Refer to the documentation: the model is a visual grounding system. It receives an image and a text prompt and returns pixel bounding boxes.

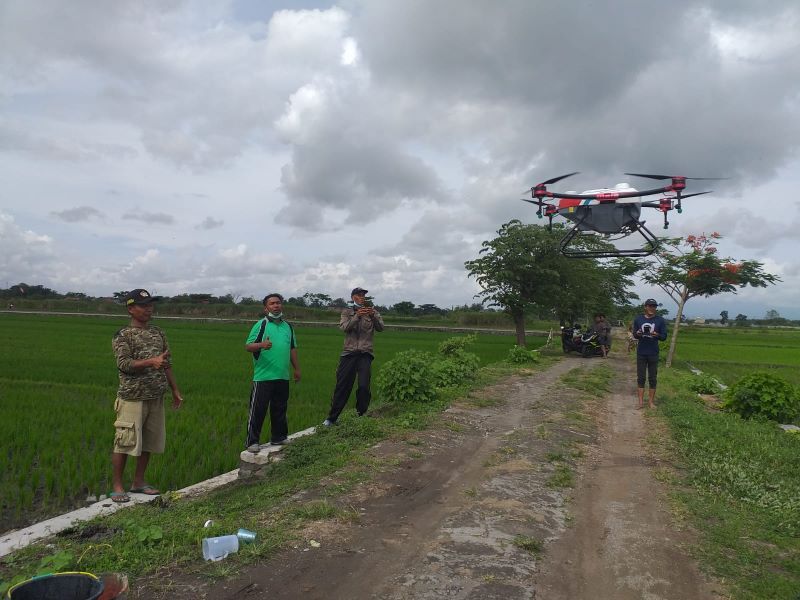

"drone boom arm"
[545,184,694,202]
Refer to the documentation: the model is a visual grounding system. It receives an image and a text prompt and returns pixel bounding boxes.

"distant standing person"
[244,293,300,453]
[633,299,668,409]
[111,289,183,503]
[323,287,384,426]
[590,312,611,358]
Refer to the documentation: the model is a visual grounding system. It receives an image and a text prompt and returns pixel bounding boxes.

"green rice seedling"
[0,313,535,529]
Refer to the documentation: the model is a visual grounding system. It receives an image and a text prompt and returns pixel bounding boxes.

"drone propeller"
[625,172,727,181]
[521,171,579,195]
[677,191,713,199]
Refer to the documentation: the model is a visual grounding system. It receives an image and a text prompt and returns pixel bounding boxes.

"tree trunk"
[665,293,687,368]
[512,310,527,347]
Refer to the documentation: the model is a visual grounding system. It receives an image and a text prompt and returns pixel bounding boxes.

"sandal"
[129,485,160,495]
[110,492,131,503]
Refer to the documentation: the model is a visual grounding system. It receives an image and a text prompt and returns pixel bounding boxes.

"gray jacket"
[339,307,384,355]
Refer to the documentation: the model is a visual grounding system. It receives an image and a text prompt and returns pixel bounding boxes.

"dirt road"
[148,354,723,599]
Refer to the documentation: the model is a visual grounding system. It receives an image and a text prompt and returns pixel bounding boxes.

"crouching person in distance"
[111,289,183,503]
[244,293,300,453]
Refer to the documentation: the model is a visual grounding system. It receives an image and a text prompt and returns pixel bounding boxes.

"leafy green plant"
[507,345,540,364]
[375,350,437,404]
[722,372,800,422]
[438,334,477,356]
[124,520,163,544]
[687,373,723,395]
[431,350,480,387]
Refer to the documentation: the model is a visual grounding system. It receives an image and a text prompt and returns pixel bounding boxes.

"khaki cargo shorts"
[113,397,166,456]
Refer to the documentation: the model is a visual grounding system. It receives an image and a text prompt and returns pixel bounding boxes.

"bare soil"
[136,354,726,599]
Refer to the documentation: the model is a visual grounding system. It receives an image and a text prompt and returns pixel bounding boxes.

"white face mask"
[268,312,283,320]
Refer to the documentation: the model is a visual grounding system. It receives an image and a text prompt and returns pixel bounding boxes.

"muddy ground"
[138,353,726,599]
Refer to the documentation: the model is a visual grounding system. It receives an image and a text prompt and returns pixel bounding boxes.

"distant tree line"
[0,283,497,319]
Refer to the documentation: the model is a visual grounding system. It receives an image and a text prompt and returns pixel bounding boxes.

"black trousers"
[327,353,374,422]
[636,354,659,389]
[246,379,289,446]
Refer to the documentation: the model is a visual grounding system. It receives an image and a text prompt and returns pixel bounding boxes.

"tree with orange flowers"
[641,233,780,367]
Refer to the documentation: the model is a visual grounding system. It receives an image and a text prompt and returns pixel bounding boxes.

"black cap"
[644,298,658,306]
[351,287,368,296]
[124,289,160,306]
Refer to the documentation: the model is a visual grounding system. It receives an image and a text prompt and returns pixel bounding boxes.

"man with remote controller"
[632,299,668,409]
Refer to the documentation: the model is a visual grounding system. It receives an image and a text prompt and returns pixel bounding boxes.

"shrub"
[438,334,477,356]
[431,349,480,387]
[508,345,540,364]
[687,373,723,395]
[375,350,437,404]
[722,372,800,423]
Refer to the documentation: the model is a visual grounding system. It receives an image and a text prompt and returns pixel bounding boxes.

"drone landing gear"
[558,219,660,258]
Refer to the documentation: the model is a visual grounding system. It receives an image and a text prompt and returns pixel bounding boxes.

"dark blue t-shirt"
[633,314,667,356]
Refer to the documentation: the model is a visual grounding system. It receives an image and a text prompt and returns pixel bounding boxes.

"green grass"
[512,534,543,555]
[0,313,545,530]
[654,368,800,599]
[559,363,613,397]
[0,357,545,595]
[672,326,800,386]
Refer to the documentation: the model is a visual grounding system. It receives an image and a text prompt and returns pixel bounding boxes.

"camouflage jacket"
[339,308,384,355]
[112,325,171,402]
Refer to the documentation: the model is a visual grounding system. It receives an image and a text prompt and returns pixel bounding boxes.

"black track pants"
[636,354,659,389]
[246,379,289,446]
[327,353,373,422]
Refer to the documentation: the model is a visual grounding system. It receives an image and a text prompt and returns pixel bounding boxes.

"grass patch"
[560,364,613,397]
[512,534,543,555]
[0,355,547,595]
[546,464,574,489]
[652,367,800,599]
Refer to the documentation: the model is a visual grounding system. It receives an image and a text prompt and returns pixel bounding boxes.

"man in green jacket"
[244,293,301,453]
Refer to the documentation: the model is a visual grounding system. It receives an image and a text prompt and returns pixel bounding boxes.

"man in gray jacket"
[323,287,384,425]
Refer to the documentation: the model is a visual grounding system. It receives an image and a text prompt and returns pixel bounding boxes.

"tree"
[303,292,332,308]
[734,313,748,326]
[330,297,348,308]
[719,310,728,325]
[465,220,635,346]
[391,301,416,316]
[641,233,780,366]
[418,303,444,315]
[285,296,307,307]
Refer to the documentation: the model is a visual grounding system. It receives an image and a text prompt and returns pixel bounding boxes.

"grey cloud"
[196,217,224,230]
[51,206,106,223]
[276,136,446,229]
[349,1,800,190]
[122,212,176,225]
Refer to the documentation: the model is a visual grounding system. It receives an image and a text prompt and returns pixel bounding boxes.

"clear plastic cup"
[202,535,239,561]
[237,528,257,544]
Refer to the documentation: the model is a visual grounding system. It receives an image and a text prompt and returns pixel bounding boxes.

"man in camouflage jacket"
[110,289,183,502]
[323,287,384,425]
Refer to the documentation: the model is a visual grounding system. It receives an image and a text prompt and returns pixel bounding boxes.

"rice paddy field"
[0,312,540,532]
[670,326,800,386]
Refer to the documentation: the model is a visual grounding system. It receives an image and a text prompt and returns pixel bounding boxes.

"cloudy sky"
[2,0,799,318]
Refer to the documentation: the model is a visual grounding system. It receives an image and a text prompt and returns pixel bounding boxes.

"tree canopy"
[465,220,637,345]
[641,232,780,366]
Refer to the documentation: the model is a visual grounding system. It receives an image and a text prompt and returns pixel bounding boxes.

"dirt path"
[143,354,722,599]
[536,356,722,599]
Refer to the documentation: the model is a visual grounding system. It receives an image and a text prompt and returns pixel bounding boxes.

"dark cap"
[351,287,368,296]
[124,289,160,306]
[644,298,658,306]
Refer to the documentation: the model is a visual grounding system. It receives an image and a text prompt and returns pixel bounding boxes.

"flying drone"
[521,172,722,258]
